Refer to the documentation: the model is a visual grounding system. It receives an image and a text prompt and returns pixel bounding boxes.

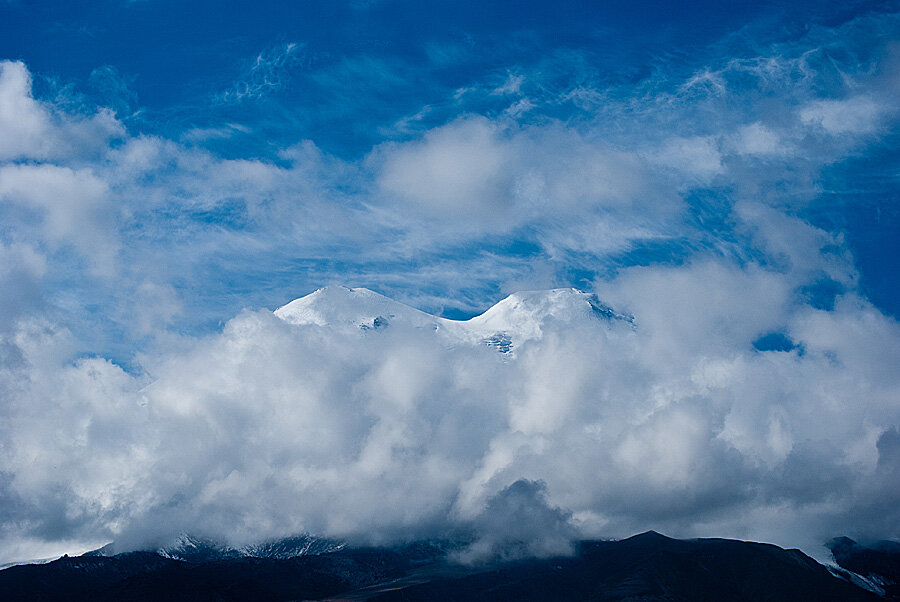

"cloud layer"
[1,269,899,564]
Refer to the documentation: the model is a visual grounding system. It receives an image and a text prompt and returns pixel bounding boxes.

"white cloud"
[180,124,249,144]
[729,123,788,157]
[0,60,123,162]
[376,117,515,223]
[0,61,52,161]
[0,164,118,274]
[372,117,676,243]
[800,96,885,135]
[218,43,305,104]
[491,72,525,96]
[0,265,898,562]
[0,241,45,334]
[652,136,724,182]
[126,282,183,336]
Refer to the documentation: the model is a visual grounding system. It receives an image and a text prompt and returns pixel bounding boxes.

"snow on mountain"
[0,556,59,571]
[275,285,438,331]
[157,533,239,563]
[274,285,634,355]
[156,533,345,562]
[84,533,345,563]
[238,535,345,560]
[464,288,634,343]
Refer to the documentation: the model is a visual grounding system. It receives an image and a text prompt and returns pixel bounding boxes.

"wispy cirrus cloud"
[217,42,306,104]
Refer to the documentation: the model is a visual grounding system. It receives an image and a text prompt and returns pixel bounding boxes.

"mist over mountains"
[2,531,895,601]
[2,283,899,564]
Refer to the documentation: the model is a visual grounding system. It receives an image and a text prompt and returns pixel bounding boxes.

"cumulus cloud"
[0,61,53,160]
[455,480,578,562]
[375,117,516,223]
[0,164,118,273]
[0,262,898,563]
[0,242,45,335]
[0,60,123,162]
[372,116,674,242]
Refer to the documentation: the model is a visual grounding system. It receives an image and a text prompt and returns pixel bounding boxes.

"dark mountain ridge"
[0,531,893,601]
[367,532,884,601]
[829,536,900,599]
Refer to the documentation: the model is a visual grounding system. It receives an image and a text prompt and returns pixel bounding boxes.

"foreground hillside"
[0,532,890,601]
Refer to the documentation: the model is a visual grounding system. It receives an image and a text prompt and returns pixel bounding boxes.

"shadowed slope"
[0,532,883,601]
[368,532,880,601]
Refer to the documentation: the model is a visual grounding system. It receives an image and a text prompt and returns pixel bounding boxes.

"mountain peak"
[467,287,634,340]
[273,286,635,354]
[628,530,672,541]
[274,285,434,329]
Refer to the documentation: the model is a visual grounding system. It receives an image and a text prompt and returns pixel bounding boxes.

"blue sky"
[0,1,897,354]
[1,0,900,562]
[2,0,898,346]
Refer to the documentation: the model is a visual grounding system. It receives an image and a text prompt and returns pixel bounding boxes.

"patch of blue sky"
[597,239,697,273]
[800,278,846,311]
[752,331,802,353]
[805,132,900,316]
[3,0,879,157]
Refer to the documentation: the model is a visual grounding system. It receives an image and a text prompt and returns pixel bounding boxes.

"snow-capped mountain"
[464,288,634,342]
[274,286,634,355]
[275,285,439,331]
[237,534,345,560]
[156,533,240,563]
[86,533,344,563]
